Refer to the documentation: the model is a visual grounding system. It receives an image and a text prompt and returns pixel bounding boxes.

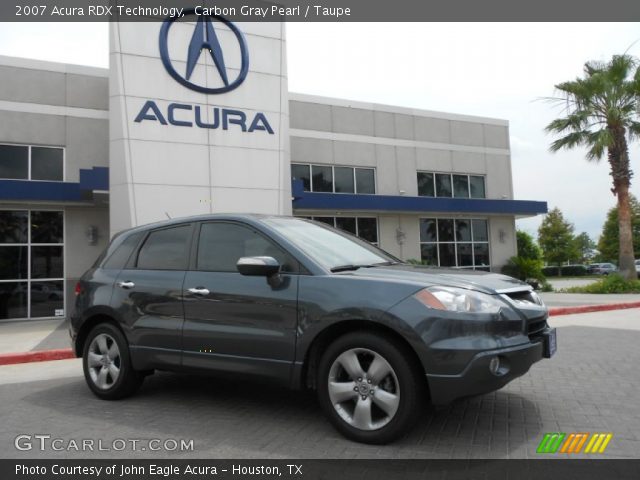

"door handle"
[117,281,135,289]
[187,287,210,296]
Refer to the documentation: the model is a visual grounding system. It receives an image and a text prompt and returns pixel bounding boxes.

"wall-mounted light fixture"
[499,229,506,244]
[86,226,98,246]
[396,228,406,246]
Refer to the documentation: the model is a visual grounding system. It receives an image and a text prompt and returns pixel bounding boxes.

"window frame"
[133,223,195,271]
[191,221,308,275]
[416,171,486,199]
[291,163,376,195]
[0,208,65,322]
[418,217,491,270]
[0,143,65,182]
[301,215,380,246]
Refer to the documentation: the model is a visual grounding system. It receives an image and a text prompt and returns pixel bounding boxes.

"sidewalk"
[540,292,640,307]
[0,318,70,355]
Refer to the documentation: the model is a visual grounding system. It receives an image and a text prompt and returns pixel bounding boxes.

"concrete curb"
[549,301,640,317]
[1,302,639,367]
[0,348,75,366]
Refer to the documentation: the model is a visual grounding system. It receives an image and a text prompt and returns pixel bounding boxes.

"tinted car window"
[197,222,299,273]
[136,225,191,270]
[102,232,144,270]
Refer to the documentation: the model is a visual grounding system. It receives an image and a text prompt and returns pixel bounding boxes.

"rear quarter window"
[136,225,191,270]
[101,232,144,270]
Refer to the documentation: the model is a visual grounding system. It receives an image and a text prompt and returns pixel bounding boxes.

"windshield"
[263,217,398,271]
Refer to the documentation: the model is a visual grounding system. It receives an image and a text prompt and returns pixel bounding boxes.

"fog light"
[489,356,500,375]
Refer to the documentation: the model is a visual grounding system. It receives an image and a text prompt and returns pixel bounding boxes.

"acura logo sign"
[159,9,249,94]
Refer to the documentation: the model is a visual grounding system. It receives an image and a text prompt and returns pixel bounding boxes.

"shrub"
[562,274,640,294]
[542,265,587,277]
[502,256,545,283]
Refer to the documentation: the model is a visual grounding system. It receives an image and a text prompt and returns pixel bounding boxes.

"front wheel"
[317,332,424,444]
[82,323,143,400]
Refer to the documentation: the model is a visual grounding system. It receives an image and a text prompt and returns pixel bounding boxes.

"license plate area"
[542,327,557,358]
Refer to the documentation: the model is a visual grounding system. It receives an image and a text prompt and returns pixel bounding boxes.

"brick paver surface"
[1,325,639,459]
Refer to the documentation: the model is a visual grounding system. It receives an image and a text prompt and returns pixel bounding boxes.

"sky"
[0,22,639,241]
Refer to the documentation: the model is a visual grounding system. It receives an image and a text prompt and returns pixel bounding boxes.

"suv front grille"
[527,319,547,339]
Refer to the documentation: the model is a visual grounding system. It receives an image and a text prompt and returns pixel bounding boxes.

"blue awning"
[292,180,547,216]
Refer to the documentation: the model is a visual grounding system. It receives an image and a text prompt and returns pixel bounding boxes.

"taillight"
[74,282,83,296]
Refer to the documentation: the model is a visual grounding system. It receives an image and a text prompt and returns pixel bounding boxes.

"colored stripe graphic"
[560,433,589,453]
[536,433,566,453]
[537,433,613,454]
[585,433,613,454]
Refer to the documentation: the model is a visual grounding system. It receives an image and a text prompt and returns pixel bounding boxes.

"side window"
[136,225,191,270]
[197,223,299,273]
[102,232,143,270]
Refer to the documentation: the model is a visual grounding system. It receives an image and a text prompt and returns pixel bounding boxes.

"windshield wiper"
[330,261,400,272]
[330,264,364,272]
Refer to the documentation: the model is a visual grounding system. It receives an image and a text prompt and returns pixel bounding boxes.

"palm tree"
[545,54,640,280]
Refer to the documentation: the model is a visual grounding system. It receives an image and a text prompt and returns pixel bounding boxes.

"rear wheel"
[82,323,142,400]
[317,331,424,444]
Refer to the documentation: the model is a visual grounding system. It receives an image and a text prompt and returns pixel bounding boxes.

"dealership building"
[0,18,546,322]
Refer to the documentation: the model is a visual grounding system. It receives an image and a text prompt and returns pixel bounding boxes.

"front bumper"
[426,336,545,405]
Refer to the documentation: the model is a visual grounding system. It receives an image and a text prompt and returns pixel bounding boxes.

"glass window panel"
[453,175,470,198]
[313,217,335,227]
[103,232,144,270]
[438,219,455,242]
[31,211,63,244]
[455,219,472,242]
[417,172,434,197]
[0,145,28,180]
[31,147,63,181]
[457,243,474,267]
[438,243,456,267]
[357,218,378,244]
[334,167,355,193]
[472,219,489,242]
[0,246,28,280]
[311,165,333,192]
[419,219,437,242]
[137,226,190,270]
[420,244,438,266]
[469,176,486,199]
[474,243,490,268]
[335,217,357,235]
[30,281,64,318]
[0,282,28,319]
[291,164,311,191]
[0,211,28,243]
[435,173,452,197]
[31,246,63,278]
[355,168,375,194]
[197,223,297,273]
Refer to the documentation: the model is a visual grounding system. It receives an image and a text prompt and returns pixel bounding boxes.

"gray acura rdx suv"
[70,214,555,444]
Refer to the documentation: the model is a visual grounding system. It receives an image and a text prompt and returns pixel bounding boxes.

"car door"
[111,223,194,370]
[181,221,299,384]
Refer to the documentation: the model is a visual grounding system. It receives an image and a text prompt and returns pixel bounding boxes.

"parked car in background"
[587,263,618,275]
[635,259,640,274]
[70,215,554,444]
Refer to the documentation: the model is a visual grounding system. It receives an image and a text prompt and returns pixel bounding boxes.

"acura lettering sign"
[134,10,274,134]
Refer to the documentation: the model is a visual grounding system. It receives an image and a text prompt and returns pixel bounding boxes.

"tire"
[317,331,424,444]
[82,323,143,400]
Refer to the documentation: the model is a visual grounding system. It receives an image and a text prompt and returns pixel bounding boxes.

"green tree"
[597,195,640,263]
[516,230,542,260]
[538,207,577,274]
[573,232,597,264]
[545,54,640,280]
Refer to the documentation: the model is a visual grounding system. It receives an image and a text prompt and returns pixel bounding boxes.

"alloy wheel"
[87,333,121,390]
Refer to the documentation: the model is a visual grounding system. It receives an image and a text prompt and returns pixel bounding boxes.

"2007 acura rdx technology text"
[70,215,556,444]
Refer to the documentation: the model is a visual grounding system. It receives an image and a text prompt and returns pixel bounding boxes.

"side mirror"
[236,256,281,277]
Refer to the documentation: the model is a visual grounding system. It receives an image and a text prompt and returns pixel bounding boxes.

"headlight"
[414,286,504,314]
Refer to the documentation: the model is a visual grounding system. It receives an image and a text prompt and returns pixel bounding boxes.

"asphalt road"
[1,309,639,459]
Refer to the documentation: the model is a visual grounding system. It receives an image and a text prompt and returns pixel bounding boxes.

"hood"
[340,264,530,294]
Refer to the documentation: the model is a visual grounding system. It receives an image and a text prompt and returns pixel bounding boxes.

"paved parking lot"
[1,310,639,459]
